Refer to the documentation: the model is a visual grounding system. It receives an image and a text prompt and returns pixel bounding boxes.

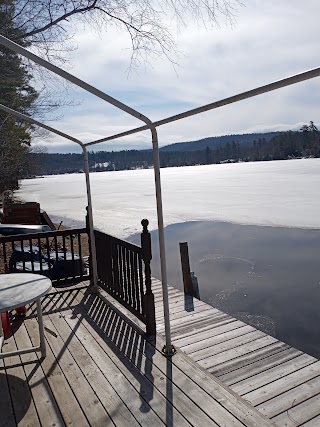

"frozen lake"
[18,158,320,237]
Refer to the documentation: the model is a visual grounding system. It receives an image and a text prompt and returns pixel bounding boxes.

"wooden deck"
[0,281,273,427]
[152,279,320,426]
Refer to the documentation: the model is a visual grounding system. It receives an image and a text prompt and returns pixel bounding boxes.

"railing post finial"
[141,218,149,232]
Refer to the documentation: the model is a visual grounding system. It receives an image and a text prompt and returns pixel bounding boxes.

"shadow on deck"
[0,283,272,427]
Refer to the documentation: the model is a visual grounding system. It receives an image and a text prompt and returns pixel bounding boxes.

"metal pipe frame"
[36,298,46,357]
[0,298,48,359]
[0,35,174,353]
[1,33,320,355]
[85,66,320,147]
[150,126,174,354]
[0,103,100,293]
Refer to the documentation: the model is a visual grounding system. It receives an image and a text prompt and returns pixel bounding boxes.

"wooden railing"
[94,219,156,335]
[0,221,156,334]
[0,228,90,285]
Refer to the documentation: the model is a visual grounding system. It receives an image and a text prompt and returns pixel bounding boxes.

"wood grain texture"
[0,280,274,426]
[152,277,320,426]
[271,393,320,426]
[256,375,320,418]
[219,347,302,386]
[246,361,320,406]
[77,287,273,427]
[304,414,320,426]
[22,317,91,427]
[233,354,316,396]
[1,335,40,427]
[8,319,65,427]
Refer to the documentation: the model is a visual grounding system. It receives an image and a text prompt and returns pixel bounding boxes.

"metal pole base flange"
[162,344,176,357]
[90,285,100,294]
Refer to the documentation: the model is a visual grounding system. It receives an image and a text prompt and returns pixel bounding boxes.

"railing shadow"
[3,286,178,424]
[34,286,156,413]
[79,289,156,412]
[27,288,85,317]
[17,287,145,416]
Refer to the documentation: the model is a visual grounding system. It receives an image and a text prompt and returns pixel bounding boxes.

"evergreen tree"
[205,146,211,164]
[0,1,38,192]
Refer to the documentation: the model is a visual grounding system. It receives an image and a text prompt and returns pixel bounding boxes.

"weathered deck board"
[176,319,248,348]
[6,319,66,426]
[213,341,292,377]
[0,281,273,427]
[154,299,208,316]
[54,291,191,426]
[25,310,114,426]
[75,288,272,427]
[203,335,280,370]
[44,296,164,426]
[232,354,316,396]
[172,315,234,341]
[304,415,320,426]
[255,374,320,418]
[246,361,320,406]
[271,393,320,426]
[153,278,320,426]
[219,346,302,385]
[191,330,265,361]
[1,333,40,427]
[0,360,15,427]
[186,324,255,352]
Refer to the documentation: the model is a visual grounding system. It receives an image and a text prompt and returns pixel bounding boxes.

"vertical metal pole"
[82,146,99,292]
[150,126,175,356]
[36,299,46,357]
[0,314,4,351]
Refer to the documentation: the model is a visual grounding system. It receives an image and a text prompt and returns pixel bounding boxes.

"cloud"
[30,0,320,152]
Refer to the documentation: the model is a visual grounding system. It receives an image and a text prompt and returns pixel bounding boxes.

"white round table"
[0,273,52,358]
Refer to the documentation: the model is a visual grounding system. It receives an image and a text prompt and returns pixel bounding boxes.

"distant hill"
[27,129,317,177]
[160,132,283,152]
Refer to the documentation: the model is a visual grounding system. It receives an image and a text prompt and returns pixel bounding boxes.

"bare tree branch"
[2,0,243,67]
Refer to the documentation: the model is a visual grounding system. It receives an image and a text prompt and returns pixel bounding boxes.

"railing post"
[141,219,156,336]
[85,208,94,288]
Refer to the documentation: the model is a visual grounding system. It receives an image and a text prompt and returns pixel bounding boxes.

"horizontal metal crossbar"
[86,66,320,146]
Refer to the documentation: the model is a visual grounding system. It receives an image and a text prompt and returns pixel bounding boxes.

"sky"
[31,0,320,153]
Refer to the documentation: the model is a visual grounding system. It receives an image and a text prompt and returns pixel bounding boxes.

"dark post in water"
[180,241,200,299]
[180,242,193,295]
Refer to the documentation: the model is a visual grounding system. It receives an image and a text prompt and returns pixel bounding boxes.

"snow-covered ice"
[18,158,320,238]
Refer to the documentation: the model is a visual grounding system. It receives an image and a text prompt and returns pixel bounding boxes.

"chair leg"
[16,306,27,316]
[0,312,11,339]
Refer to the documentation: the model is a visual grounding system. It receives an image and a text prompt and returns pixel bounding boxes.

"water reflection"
[132,221,320,359]
[195,254,254,293]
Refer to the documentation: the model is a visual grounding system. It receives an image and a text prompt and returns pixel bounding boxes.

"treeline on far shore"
[25,124,320,176]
